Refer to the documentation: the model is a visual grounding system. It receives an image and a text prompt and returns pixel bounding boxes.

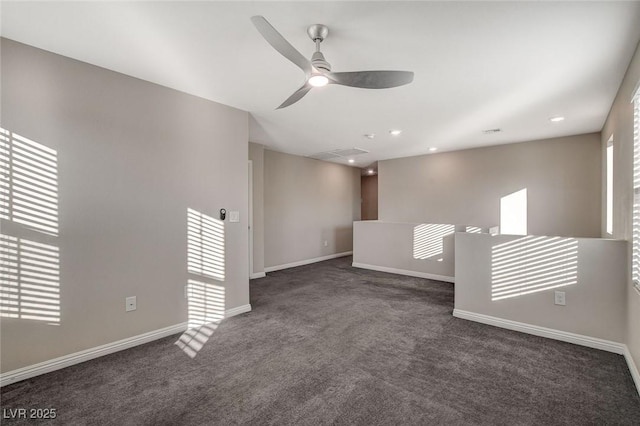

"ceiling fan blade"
[277,84,313,109]
[251,16,312,76]
[327,71,414,89]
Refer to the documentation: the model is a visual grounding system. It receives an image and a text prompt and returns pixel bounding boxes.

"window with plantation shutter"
[633,88,640,292]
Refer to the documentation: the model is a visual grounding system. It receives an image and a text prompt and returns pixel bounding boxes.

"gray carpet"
[2,256,639,425]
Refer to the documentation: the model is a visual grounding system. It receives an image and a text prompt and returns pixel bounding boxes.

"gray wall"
[0,39,249,372]
[379,134,602,238]
[263,150,360,268]
[249,142,265,277]
[601,40,640,377]
[361,175,378,220]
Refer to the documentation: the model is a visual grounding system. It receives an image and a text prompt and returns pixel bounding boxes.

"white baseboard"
[225,303,252,318]
[1,304,253,388]
[265,251,352,273]
[250,272,266,279]
[452,309,625,354]
[0,322,187,388]
[624,345,640,396]
[352,262,455,283]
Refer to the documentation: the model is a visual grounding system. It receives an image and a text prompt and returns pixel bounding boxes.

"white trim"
[0,322,188,387]
[250,272,266,279]
[248,160,254,279]
[352,262,455,283]
[452,309,625,354]
[225,303,252,318]
[264,251,352,272]
[624,346,640,396]
[0,304,253,387]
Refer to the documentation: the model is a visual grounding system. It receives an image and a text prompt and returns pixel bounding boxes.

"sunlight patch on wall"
[491,235,577,301]
[175,279,225,359]
[186,279,225,328]
[466,226,482,234]
[500,188,527,236]
[0,128,58,236]
[187,208,225,281]
[178,208,227,358]
[0,234,60,324]
[413,224,455,260]
[0,127,60,325]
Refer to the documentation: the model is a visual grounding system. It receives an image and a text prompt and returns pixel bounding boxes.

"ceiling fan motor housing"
[311,51,331,72]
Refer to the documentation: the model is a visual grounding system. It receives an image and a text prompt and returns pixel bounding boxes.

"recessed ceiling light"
[550,116,565,122]
[389,129,402,136]
[348,159,355,164]
[429,147,438,152]
[364,133,375,139]
[367,169,374,174]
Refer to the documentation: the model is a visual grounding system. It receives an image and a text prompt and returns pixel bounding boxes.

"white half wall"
[353,221,456,282]
[454,232,627,343]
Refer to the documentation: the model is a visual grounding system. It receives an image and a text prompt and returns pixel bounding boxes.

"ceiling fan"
[251,16,414,109]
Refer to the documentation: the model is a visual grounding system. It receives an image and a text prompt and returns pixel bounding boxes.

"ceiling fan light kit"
[251,16,414,109]
[308,74,329,87]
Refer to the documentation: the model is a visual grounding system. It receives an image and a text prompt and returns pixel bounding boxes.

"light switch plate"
[229,210,240,222]
[554,291,566,306]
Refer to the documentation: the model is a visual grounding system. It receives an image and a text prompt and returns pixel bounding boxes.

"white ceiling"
[2,1,640,168]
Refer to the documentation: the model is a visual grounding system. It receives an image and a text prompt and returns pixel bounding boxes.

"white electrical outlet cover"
[126,296,137,312]
[229,211,240,222]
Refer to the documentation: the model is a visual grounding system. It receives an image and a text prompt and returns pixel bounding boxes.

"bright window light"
[606,138,613,235]
[500,189,527,236]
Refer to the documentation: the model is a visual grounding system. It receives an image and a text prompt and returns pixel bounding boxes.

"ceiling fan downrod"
[307,24,331,72]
